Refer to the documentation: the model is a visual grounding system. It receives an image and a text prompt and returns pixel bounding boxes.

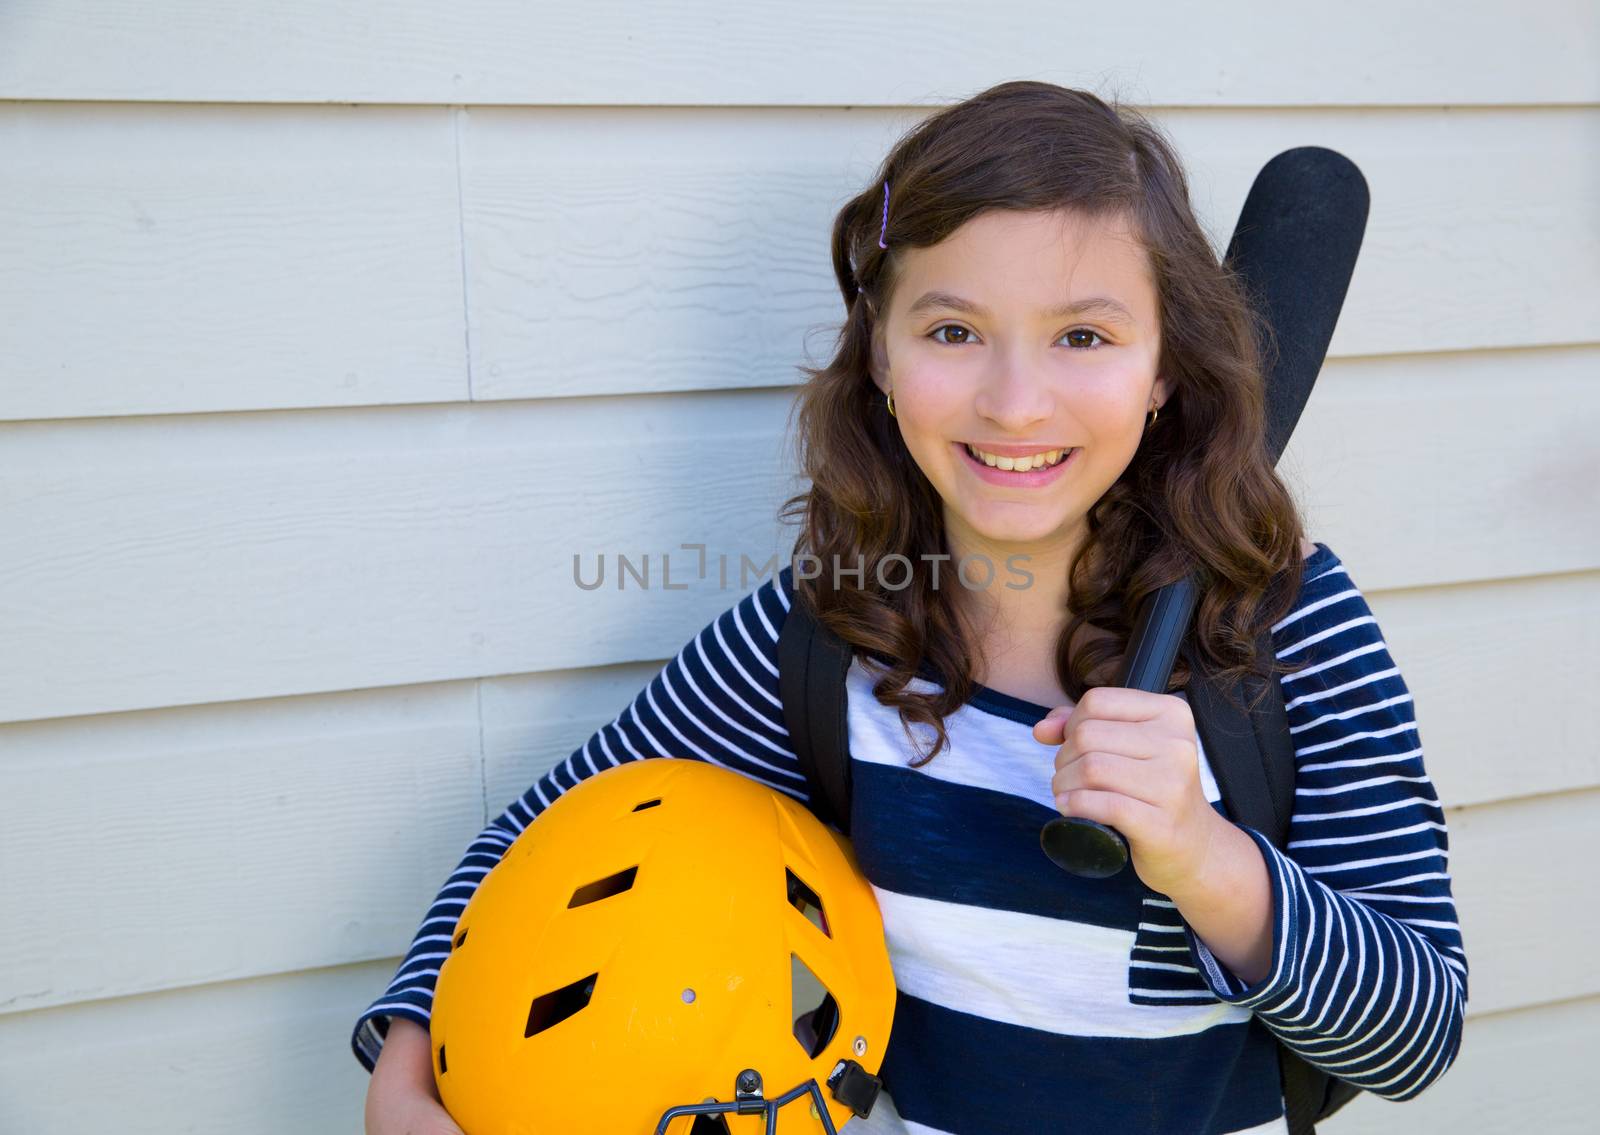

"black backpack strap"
[1180,628,1295,846]
[777,580,855,836]
[1279,1051,1355,1135]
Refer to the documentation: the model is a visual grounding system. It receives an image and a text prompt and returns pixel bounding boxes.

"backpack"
[776,584,1363,1135]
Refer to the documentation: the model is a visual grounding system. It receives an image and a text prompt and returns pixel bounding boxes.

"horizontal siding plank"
[1368,569,1600,810]
[0,390,799,723]
[1441,789,1600,1018]
[458,105,874,404]
[462,104,1600,401]
[0,1,1594,106]
[5,103,1595,420]
[0,685,485,1015]
[1282,345,1599,586]
[0,102,467,421]
[0,962,382,1133]
[1,347,1596,724]
[1167,106,1600,360]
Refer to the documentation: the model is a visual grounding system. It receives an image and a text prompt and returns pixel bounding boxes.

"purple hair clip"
[878,180,890,249]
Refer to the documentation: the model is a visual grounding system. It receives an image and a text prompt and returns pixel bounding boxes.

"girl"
[356,81,1467,1134]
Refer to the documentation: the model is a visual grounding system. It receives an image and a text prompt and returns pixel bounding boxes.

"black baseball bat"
[1040,146,1371,878]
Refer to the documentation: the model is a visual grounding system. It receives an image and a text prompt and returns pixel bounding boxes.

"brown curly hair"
[778,80,1312,767]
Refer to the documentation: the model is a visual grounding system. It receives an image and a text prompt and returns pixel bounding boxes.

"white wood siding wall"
[1,2,1596,1130]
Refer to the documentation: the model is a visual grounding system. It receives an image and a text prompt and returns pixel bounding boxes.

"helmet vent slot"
[453,928,468,949]
[790,954,841,1059]
[632,797,663,812]
[436,1044,447,1074]
[525,972,598,1038]
[688,1116,731,1134]
[786,868,830,937]
[567,866,638,908]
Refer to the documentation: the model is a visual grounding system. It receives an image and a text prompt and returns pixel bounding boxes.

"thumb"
[1032,703,1074,744]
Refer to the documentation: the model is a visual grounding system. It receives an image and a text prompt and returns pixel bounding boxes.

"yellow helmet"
[429,757,898,1134]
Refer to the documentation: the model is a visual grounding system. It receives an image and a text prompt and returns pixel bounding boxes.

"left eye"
[1061,328,1106,349]
[928,324,1106,349]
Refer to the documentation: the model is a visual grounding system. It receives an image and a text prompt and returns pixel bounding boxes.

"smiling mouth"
[960,442,1076,471]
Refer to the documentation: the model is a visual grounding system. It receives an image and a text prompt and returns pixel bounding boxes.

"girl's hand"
[1033,686,1226,898]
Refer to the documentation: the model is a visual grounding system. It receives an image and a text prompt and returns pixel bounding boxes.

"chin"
[963,512,1080,548]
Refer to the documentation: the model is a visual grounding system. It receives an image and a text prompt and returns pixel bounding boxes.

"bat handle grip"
[1040,574,1201,878]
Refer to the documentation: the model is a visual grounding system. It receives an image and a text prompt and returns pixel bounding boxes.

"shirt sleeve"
[349,566,803,1073]
[1181,544,1469,1102]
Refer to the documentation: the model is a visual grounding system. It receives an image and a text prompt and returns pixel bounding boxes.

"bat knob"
[1041,816,1129,878]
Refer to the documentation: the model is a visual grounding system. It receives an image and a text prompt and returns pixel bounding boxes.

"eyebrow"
[905,290,1137,326]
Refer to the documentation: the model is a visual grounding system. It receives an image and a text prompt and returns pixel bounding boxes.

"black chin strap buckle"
[827,1059,883,1118]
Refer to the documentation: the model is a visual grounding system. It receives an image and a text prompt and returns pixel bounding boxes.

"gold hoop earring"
[886,389,896,419]
[1146,405,1158,429]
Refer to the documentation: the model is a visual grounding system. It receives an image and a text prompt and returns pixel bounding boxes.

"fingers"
[1054,786,1161,831]
[1034,688,1187,745]
[1053,750,1165,808]
[1071,687,1170,722]
[1052,718,1191,773]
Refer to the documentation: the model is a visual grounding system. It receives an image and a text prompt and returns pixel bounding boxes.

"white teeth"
[965,444,1071,471]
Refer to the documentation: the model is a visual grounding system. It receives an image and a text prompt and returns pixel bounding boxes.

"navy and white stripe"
[351,544,1467,1135]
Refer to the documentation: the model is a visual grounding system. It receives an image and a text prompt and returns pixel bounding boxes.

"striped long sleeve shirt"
[351,543,1467,1134]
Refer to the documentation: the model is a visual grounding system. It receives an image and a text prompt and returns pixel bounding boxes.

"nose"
[973,349,1053,433]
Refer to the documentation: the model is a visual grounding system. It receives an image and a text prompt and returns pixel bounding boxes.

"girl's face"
[871,208,1168,566]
